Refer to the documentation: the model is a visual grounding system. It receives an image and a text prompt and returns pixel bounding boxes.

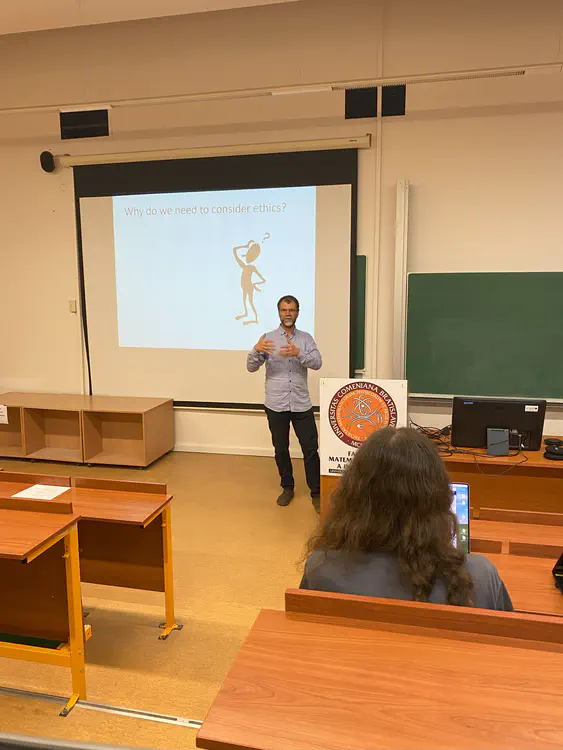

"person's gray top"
[246,326,322,412]
[300,550,514,611]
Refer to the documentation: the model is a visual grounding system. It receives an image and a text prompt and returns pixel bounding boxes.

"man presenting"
[247,295,322,512]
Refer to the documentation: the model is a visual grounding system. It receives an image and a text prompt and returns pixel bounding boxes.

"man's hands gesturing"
[279,337,300,358]
[254,334,276,354]
[254,333,300,357]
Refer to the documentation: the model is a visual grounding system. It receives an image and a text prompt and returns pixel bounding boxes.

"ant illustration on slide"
[233,234,269,325]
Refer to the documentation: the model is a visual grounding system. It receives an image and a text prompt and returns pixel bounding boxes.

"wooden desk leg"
[61,523,86,716]
[159,505,182,640]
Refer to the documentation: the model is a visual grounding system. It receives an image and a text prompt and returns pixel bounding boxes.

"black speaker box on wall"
[59,109,110,140]
[345,85,406,119]
[381,85,406,117]
[345,87,378,119]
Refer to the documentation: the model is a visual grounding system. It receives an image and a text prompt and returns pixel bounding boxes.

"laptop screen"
[450,482,470,554]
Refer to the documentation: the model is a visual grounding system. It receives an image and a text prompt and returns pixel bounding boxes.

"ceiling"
[0,0,301,36]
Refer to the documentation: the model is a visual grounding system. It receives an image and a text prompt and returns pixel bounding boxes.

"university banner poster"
[320,378,408,476]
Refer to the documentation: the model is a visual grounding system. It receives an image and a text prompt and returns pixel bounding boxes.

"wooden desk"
[0,508,87,716]
[485,553,561,616]
[444,444,563,514]
[72,479,180,637]
[321,441,563,517]
[0,472,181,639]
[467,507,563,616]
[197,593,563,750]
[473,519,563,557]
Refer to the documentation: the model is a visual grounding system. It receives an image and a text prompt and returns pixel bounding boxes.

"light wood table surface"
[0,392,170,412]
[467,508,563,616]
[0,509,78,561]
[473,518,563,556]
[0,479,170,525]
[197,596,563,750]
[485,553,562,616]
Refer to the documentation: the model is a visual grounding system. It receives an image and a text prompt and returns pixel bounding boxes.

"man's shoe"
[312,494,320,513]
[277,488,295,506]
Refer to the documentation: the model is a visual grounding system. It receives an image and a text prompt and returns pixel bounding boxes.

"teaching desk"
[0,471,181,713]
[321,440,563,517]
[443,442,563,513]
[197,591,563,750]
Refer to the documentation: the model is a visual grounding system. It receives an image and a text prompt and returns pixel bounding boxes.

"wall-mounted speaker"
[381,85,406,117]
[40,151,56,173]
[345,87,378,119]
[59,109,110,140]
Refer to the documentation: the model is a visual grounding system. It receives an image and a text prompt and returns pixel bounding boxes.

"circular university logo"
[328,381,398,448]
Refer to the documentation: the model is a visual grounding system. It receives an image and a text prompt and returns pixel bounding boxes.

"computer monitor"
[451,396,546,451]
[450,482,470,554]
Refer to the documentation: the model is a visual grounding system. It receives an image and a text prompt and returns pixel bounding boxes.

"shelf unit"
[0,394,174,467]
[81,396,174,467]
[23,407,83,463]
[0,406,25,458]
[82,411,145,466]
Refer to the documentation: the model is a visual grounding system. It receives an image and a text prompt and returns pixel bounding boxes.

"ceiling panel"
[0,0,301,36]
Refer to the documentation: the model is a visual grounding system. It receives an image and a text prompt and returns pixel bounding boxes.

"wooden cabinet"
[0,393,174,467]
[0,406,25,458]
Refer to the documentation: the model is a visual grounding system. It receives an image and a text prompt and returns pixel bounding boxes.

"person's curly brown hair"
[305,426,474,605]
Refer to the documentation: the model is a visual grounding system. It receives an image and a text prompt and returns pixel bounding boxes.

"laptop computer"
[450,482,470,554]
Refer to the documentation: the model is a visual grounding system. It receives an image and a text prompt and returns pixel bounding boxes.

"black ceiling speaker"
[40,151,56,173]
[59,109,110,140]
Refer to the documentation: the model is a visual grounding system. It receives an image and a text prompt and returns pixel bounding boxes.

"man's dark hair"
[277,295,300,311]
[304,427,474,606]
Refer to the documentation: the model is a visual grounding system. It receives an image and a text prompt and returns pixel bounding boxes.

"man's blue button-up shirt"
[246,326,322,412]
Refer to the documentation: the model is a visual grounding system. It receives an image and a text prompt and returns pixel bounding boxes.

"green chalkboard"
[406,272,563,400]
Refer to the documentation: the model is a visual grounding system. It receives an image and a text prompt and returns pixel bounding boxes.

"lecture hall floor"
[0,452,317,749]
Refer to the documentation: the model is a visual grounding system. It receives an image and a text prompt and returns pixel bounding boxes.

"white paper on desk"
[12,484,70,500]
[0,405,7,425]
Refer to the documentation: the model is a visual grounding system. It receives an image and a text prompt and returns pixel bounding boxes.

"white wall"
[1,0,563,454]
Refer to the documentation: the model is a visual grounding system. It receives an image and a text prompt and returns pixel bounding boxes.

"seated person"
[300,426,513,611]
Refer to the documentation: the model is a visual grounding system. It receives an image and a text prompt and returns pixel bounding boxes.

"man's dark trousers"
[265,407,320,496]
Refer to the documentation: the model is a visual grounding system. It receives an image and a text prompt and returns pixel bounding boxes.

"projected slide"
[112,187,316,351]
[80,173,352,404]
